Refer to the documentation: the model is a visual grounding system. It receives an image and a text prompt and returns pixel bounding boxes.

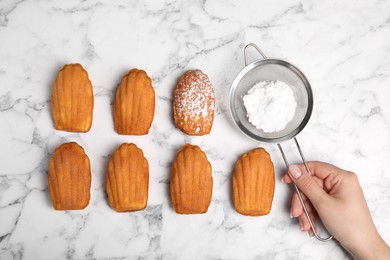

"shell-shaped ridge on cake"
[114,69,155,135]
[170,144,213,214]
[106,143,149,212]
[233,147,275,216]
[48,142,91,210]
[51,63,94,132]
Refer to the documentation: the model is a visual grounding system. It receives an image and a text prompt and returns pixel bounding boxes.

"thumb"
[288,164,329,207]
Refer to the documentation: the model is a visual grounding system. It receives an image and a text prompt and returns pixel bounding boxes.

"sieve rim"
[229,58,313,143]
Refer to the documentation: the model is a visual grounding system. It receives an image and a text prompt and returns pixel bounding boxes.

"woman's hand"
[282,161,390,260]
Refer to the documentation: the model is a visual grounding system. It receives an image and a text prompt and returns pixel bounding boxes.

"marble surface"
[1,0,390,259]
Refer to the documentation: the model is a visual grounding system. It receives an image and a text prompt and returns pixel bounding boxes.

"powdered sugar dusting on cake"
[173,70,215,135]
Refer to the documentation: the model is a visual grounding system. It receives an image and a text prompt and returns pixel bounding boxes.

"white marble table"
[1,1,389,259]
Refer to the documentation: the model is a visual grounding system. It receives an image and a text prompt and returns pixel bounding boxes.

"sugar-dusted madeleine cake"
[48,142,91,210]
[170,144,213,214]
[173,69,215,135]
[51,63,94,132]
[233,147,275,216]
[106,143,149,212]
[114,69,155,135]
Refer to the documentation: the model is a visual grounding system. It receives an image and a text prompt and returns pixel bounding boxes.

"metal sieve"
[229,43,332,242]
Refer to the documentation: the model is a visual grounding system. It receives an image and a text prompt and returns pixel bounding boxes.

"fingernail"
[290,214,294,218]
[289,165,302,179]
[281,177,285,183]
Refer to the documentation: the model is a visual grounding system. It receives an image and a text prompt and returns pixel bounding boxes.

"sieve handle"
[244,43,267,66]
[278,137,333,242]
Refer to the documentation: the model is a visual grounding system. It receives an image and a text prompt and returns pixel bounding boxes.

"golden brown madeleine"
[48,142,91,210]
[114,69,155,135]
[106,143,149,212]
[51,63,94,132]
[170,144,213,214]
[173,69,215,136]
[233,148,275,216]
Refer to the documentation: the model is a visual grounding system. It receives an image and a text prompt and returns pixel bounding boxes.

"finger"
[312,175,325,189]
[282,174,293,184]
[294,194,317,232]
[284,174,324,186]
[322,170,352,195]
[307,215,318,238]
[290,180,323,218]
[290,191,303,217]
[289,176,326,218]
[298,218,304,232]
[299,208,317,232]
[303,161,343,180]
[299,214,309,232]
[283,161,341,183]
[288,165,329,207]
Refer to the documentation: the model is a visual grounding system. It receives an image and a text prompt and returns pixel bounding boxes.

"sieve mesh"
[229,58,313,143]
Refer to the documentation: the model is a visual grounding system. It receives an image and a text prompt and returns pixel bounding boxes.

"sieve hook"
[278,137,333,242]
[244,43,267,66]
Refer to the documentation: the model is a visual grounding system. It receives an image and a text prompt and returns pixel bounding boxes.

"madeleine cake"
[106,143,149,212]
[173,69,214,135]
[170,144,213,214]
[51,63,94,132]
[48,142,91,210]
[114,69,155,135]
[232,147,275,216]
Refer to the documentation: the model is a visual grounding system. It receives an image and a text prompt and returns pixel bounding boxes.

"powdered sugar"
[243,80,297,133]
[175,85,212,118]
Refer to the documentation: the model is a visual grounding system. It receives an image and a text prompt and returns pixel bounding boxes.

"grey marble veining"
[1,0,390,259]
